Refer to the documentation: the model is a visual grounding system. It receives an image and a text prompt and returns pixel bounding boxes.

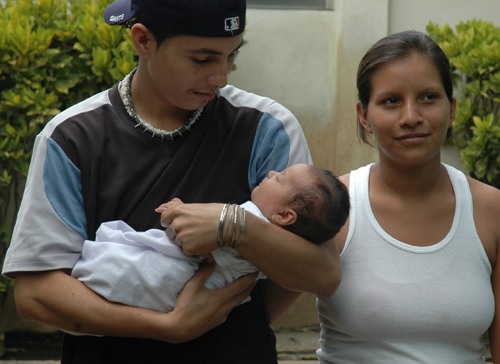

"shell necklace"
[119,69,203,141]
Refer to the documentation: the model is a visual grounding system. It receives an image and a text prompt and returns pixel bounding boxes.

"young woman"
[315,30,499,363]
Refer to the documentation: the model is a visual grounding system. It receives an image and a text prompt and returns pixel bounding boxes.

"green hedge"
[0,0,135,291]
[427,19,500,188]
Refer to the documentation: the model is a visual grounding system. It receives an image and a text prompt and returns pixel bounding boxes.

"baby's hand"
[155,198,184,214]
[156,198,184,242]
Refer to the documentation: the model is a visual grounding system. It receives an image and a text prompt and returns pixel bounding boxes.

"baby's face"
[252,164,313,218]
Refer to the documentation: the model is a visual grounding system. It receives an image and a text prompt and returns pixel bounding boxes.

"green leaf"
[428,19,500,188]
[0,0,136,283]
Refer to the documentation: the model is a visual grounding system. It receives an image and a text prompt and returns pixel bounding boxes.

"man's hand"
[168,260,258,342]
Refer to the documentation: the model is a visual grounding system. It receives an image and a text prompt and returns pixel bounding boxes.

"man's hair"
[284,166,350,244]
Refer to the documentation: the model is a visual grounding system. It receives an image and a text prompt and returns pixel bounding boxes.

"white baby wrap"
[72,201,265,312]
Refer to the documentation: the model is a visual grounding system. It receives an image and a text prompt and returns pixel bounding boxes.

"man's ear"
[271,208,297,227]
[356,101,372,133]
[130,23,155,58]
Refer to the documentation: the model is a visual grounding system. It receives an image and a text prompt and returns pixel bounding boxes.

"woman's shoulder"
[467,176,500,209]
[467,176,500,259]
[339,173,350,189]
[443,164,499,213]
[468,178,500,229]
[333,171,356,253]
[338,163,375,190]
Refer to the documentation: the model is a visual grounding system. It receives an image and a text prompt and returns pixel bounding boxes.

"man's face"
[143,33,244,111]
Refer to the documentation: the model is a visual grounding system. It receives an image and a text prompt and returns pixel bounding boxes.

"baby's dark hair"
[284,166,350,244]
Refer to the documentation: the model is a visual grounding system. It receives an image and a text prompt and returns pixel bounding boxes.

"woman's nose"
[400,101,422,127]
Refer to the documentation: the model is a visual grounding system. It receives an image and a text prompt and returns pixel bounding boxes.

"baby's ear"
[271,208,297,227]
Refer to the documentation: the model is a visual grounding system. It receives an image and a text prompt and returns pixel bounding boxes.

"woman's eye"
[423,93,438,101]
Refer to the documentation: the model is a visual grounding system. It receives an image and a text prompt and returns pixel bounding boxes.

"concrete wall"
[230,0,388,176]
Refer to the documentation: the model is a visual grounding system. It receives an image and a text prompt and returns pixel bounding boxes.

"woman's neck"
[371,158,448,199]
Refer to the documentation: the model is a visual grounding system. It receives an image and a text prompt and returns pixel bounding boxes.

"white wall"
[229,8,345,172]
[231,1,389,174]
[389,0,500,32]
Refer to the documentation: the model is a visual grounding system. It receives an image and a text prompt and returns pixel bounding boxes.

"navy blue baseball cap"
[104,0,246,37]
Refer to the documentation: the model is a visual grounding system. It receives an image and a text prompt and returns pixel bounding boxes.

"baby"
[71,164,350,312]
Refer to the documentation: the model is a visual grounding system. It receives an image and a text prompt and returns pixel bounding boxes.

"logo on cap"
[224,17,240,32]
[109,13,125,24]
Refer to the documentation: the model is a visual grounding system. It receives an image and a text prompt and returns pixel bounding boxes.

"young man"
[3,1,341,363]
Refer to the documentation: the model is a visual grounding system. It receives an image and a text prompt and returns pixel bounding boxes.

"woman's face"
[357,53,456,168]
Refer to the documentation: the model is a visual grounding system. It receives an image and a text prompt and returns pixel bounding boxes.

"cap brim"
[104,0,135,25]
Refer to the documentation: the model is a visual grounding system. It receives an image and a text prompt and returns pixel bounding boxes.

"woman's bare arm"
[469,178,500,362]
[491,255,499,362]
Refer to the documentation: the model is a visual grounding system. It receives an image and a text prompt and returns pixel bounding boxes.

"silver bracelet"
[231,206,246,248]
[230,205,238,247]
[217,204,230,248]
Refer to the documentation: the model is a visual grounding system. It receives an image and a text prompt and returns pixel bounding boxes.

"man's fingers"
[191,260,217,286]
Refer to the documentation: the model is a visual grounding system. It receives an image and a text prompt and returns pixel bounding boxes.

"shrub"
[427,19,500,188]
[0,0,135,292]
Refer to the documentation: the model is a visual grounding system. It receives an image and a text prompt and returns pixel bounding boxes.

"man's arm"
[14,263,256,342]
[160,202,341,296]
[237,217,341,296]
[266,280,302,324]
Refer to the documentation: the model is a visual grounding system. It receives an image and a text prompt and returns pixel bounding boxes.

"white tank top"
[316,163,494,364]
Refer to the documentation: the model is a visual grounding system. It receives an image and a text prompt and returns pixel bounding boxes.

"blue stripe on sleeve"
[44,139,87,238]
[248,113,290,190]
